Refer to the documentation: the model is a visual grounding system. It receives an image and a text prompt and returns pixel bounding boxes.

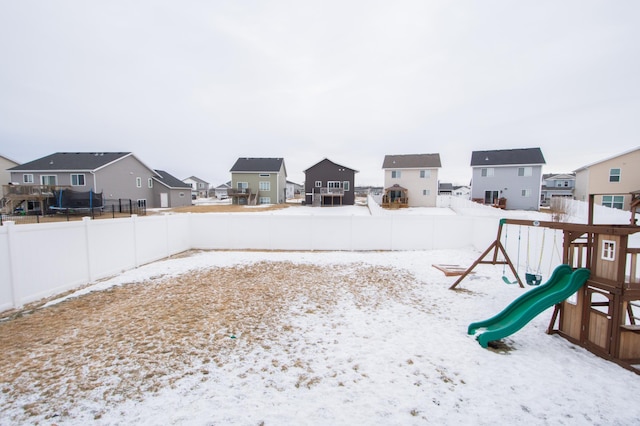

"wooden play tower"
[452,193,640,373]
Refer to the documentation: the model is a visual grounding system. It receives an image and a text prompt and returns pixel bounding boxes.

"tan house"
[1,155,20,200]
[574,147,640,210]
[382,153,441,207]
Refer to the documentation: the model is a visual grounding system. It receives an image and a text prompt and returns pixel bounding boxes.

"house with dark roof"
[304,159,357,206]
[6,152,184,211]
[540,173,575,207]
[470,148,546,211]
[229,158,287,205]
[182,176,210,199]
[153,170,193,208]
[381,153,441,208]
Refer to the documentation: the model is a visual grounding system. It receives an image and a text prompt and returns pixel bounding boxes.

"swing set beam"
[450,219,524,289]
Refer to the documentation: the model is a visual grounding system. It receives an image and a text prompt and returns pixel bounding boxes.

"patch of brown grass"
[0,259,416,423]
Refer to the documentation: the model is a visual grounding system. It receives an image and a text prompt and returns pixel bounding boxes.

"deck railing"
[2,184,68,197]
[320,187,344,196]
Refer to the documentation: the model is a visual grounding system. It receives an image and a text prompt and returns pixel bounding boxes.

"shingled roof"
[9,152,133,171]
[470,148,545,167]
[154,170,192,189]
[230,158,285,173]
[382,154,441,169]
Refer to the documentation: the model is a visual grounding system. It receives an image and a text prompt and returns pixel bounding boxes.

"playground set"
[449,193,640,374]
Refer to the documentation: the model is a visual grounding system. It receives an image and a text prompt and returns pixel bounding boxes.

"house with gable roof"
[304,158,357,206]
[574,147,640,210]
[6,152,184,211]
[182,176,210,199]
[470,148,546,211]
[229,158,287,205]
[381,153,441,208]
[153,170,193,208]
[540,173,575,207]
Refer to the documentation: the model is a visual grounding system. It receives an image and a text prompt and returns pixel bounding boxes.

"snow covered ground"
[3,200,640,425]
[3,248,640,425]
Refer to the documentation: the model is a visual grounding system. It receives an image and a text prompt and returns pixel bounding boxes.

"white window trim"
[518,167,532,177]
[136,177,142,188]
[481,168,494,177]
[71,173,86,186]
[609,168,621,183]
[343,181,350,191]
[315,181,322,188]
[602,240,616,261]
[259,181,271,191]
[148,178,153,188]
[391,170,401,179]
[41,175,57,185]
[23,174,34,183]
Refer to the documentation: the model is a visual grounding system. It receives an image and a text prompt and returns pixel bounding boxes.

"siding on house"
[382,154,441,207]
[8,152,161,207]
[574,147,640,210]
[304,159,357,206]
[230,158,287,204]
[470,148,545,211]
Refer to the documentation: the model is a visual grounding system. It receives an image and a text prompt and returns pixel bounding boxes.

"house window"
[609,168,621,182]
[518,167,532,177]
[136,177,142,188]
[179,192,185,197]
[259,181,270,191]
[148,178,153,188]
[71,174,85,186]
[315,181,322,187]
[602,240,616,261]
[423,189,431,196]
[259,174,270,177]
[23,174,34,183]
[602,195,624,209]
[521,189,531,197]
[391,170,401,178]
[259,197,271,204]
[420,170,431,178]
[481,168,494,177]
[41,175,57,185]
[327,181,341,189]
[343,181,350,191]
[237,182,248,190]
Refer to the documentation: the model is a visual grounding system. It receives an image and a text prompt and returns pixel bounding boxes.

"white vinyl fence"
[0,212,499,313]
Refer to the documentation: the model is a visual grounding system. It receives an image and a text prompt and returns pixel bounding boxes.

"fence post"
[83,217,94,282]
[5,221,20,309]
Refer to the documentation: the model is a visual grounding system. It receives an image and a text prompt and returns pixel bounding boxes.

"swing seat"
[502,276,518,285]
[525,273,542,286]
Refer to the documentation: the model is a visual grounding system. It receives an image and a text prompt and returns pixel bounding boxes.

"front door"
[160,193,169,208]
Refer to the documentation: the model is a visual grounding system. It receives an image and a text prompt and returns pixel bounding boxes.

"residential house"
[153,170,193,208]
[574,147,640,210]
[229,158,287,205]
[213,182,231,199]
[540,173,575,207]
[1,154,20,201]
[470,148,546,211]
[183,176,210,199]
[304,159,357,206]
[438,182,454,196]
[452,185,471,199]
[285,180,303,200]
[7,152,167,211]
[381,154,441,207]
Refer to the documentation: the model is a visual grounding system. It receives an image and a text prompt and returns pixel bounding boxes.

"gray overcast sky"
[1,1,639,187]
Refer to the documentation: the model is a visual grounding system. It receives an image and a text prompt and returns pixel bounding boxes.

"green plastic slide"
[468,264,590,348]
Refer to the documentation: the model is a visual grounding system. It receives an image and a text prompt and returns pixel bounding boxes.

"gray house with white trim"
[470,148,545,211]
[8,152,172,209]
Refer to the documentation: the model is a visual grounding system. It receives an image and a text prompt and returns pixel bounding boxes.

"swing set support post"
[449,219,525,289]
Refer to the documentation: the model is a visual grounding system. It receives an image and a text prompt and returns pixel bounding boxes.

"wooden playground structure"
[451,193,640,373]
